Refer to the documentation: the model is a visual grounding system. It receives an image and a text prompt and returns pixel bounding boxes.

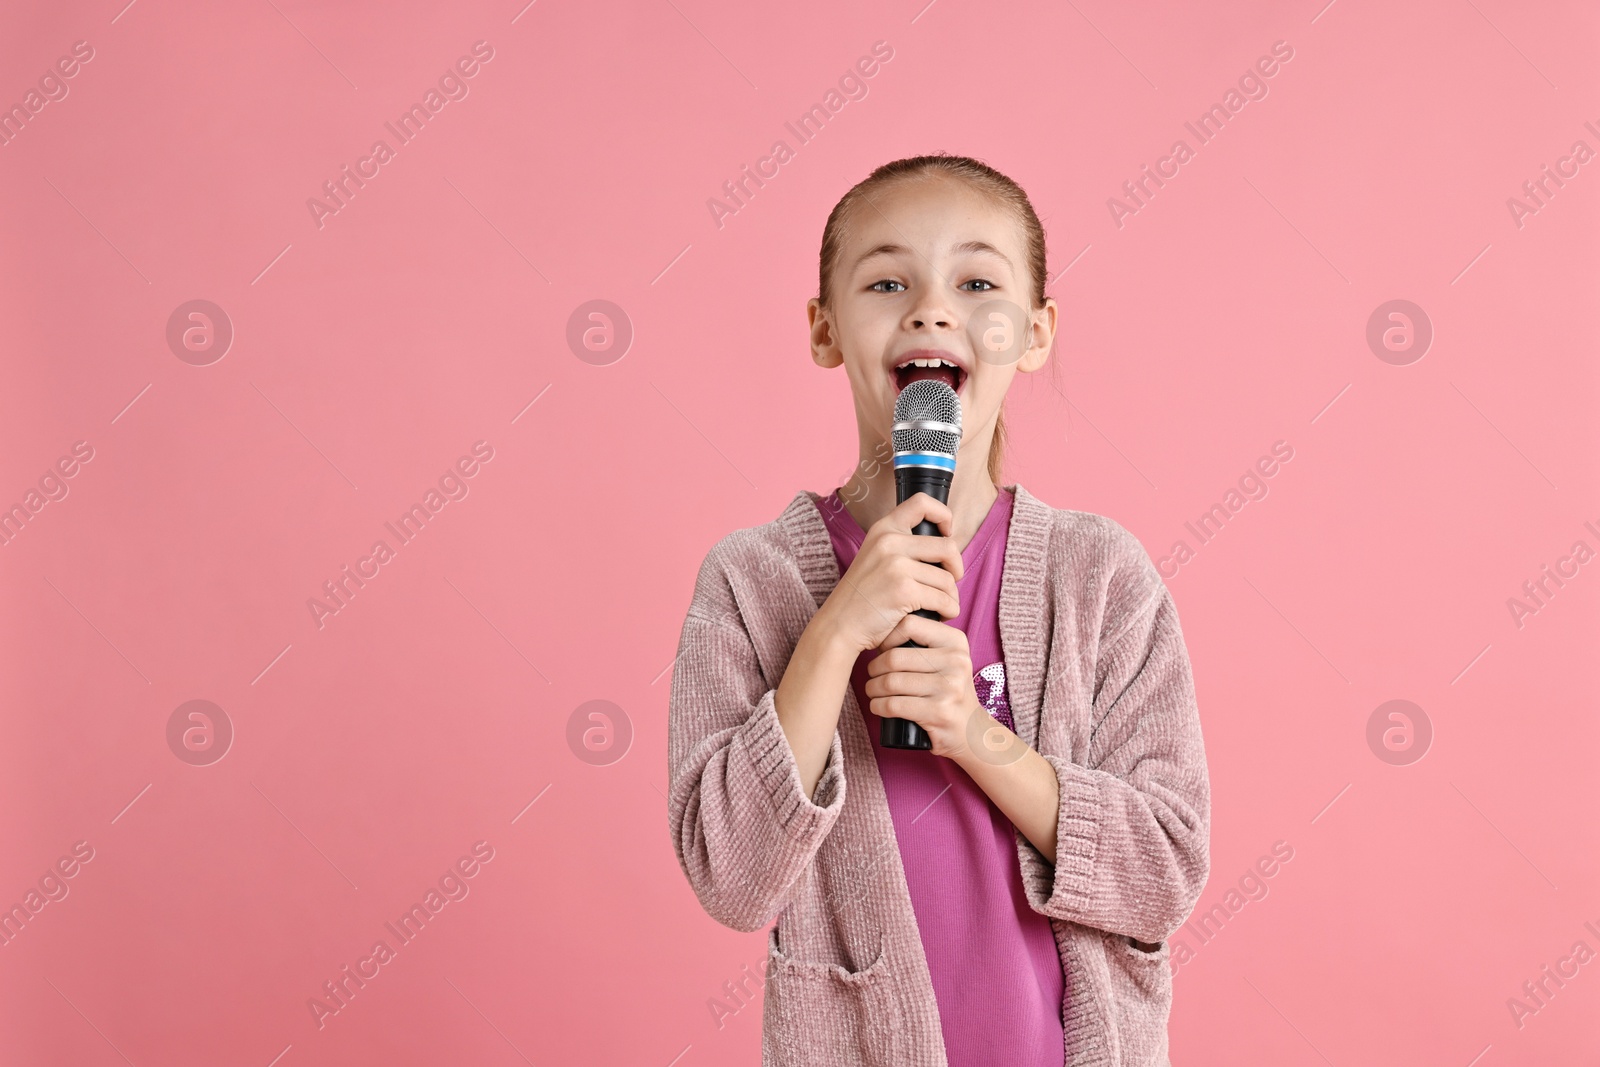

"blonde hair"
[817,153,1049,485]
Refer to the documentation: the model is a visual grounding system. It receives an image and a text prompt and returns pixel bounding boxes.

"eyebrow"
[853,240,1014,272]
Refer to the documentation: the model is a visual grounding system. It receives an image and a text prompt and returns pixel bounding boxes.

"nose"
[908,300,957,330]
[907,280,959,331]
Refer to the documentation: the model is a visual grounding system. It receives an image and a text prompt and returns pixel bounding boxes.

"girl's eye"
[870,279,995,293]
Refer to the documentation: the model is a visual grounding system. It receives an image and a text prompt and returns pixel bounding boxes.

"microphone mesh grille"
[892,380,962,456]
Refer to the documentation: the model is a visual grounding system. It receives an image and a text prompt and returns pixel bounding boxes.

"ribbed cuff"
[1026,754,1102,916]
[738,688,847,842]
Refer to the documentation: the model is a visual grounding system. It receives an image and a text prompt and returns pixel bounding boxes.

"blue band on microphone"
[893,452,956,471]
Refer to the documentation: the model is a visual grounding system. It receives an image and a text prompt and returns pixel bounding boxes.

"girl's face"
[807,175,1057,467]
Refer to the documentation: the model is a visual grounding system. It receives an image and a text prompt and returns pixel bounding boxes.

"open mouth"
[892,355,965,395]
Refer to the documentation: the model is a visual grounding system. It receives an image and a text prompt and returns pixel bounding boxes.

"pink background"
[2,1,1596,1064]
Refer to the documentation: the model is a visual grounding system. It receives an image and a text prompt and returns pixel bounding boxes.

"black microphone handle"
[880,465,953,751]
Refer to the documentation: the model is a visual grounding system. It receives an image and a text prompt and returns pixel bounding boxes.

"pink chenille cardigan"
[666,484,1211,1066]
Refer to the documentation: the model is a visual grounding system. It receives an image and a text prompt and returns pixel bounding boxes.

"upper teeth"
[902,358,957,368]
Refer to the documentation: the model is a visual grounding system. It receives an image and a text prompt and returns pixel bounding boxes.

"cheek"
[858,370,899,430]
[958,367,1011,428]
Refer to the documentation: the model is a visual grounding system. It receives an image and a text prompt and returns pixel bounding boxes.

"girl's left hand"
[863,614,987,760]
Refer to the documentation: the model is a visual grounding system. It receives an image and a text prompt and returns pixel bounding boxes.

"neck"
[840,426,999,551]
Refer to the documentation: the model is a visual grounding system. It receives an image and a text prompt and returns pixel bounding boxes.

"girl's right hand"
[817,493,964,654]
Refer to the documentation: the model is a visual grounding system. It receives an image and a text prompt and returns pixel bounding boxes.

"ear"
[808,298,843,368]
[1017,297,1058,374]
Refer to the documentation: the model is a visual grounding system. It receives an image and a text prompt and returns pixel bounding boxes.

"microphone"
[879,378,962,751]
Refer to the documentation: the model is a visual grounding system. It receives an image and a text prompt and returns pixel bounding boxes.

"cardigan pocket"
[1103,932,1173,1066]
[762,926,898,1067]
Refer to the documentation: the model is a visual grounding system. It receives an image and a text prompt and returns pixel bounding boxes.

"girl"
[667,154,1210,1067]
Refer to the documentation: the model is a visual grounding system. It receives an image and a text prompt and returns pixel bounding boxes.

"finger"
[868,694,936,723]
[891,492,953,537]
[889,533,964,583]
[877,613,968,652]
[863,670,938,699]
[899,559,961,619]
[908,579,960,623]
[866,644,956,677]
[876,554,959,620]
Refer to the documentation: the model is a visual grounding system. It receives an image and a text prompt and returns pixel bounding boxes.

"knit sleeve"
[1020,524,1211,944]
[666,580,847,933]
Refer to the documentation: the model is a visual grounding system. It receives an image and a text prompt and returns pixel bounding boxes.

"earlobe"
[1018,341,1051,374]
[807,299,843,368]
[1017,302,1058,373]
[810,322,842,368]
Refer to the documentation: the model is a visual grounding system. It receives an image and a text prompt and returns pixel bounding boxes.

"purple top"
[817,487,1066,1067]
